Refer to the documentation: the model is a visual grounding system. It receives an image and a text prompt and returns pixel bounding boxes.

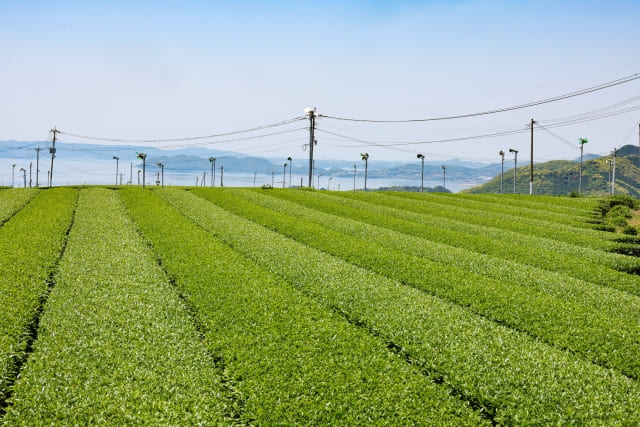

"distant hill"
[1,140,501,190]
[466,145,640,197]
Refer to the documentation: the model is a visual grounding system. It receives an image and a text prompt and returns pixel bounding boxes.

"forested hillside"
[467,144,640,197]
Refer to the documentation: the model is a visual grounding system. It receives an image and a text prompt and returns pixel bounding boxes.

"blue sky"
[2,0,640,163]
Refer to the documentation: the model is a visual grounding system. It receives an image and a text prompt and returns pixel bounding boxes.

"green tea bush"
[120,187,486,425]
[609,194,640,210]
[3,188,229,425]
[596,194,639,217]
[172,187,640,425]
[0,188,39,226]
[267,188,640,292]
[210,188,640,379]
[608,204,633,219]
[0,188,76,409]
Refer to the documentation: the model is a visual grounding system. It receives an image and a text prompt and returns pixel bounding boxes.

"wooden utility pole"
[611,148,618,195]
[209,157,216,187]
[306,108,316,188]
[578,138,588,195]
[35,147,42,187]
[49,128,58,188]
[499,150,505,194]
[529,119,536,195]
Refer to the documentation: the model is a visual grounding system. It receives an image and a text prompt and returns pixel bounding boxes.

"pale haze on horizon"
[1,0,639,165]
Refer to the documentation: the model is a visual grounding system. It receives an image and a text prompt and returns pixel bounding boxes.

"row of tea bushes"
[120,187,486,425]
[0,188,76,409]
[166,188,640,425]
[3,188,229,425]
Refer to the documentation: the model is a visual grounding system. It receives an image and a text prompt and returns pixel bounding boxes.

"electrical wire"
[316,127,528,147]
[616,122,639,147]
[316,103,640,148]
[318,73,640,123]
[538,94,640,124]
[56,116,307,143]
[540,105,640,128]
[158,127,307,149]
[57,127,307,150]
[537,125,578,149]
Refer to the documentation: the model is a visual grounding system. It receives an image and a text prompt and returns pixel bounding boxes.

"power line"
[540,119,640,152]
[537,125,577,149]
[316,127,528,147]
[158,127,307,149]
[318,72,640,123]
[616,122,639,148]
[56,127,307,150]
[316,103,640,148]
[541,105,640,128]
[538,94,640,124]
[57,116,306,143]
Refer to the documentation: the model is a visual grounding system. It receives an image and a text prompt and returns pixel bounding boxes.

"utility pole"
[529,119,536,195]
[129,162,133,185]
[499,150,505,194]
[49,127,58,188]
[317,174,322,189]
[254,172,257,187]
[578,138,588,195]
[11,164,15,187]
[361,152,369,191]
[35,147,42,187]
[20,168,26,188]
[29,162,32,188]
[509,148,518,193]
[612,148,618,195]
[220,166,224,187]
[113,156,119,187]
[287,157,292,187]
[202,171,206,187]
[209,157,216,187]
[417,154,425,192]
[607,159,612,194]
[442,165,446,191]
[305,107,316,188]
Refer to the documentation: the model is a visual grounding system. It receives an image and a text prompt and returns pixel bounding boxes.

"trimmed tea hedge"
[120,187,486,425]
[0,188,76,409]
[3,188,229,425]
[165,187,640,425]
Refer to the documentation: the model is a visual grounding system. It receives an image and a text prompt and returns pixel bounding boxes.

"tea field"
[1,186,640,425]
